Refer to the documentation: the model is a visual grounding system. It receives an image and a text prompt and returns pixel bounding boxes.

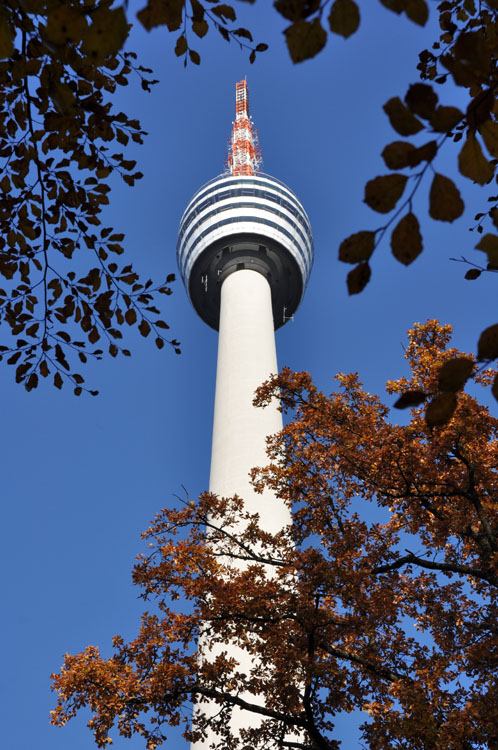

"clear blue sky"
[3,2,496,749]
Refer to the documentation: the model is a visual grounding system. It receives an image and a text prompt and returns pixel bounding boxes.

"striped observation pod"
[176,172,314,330]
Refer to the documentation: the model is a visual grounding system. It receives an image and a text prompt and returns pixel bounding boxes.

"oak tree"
[51,320,498,749]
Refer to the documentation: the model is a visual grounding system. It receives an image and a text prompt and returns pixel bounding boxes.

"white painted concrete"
[209,269,289,530]
[191,269,293,749]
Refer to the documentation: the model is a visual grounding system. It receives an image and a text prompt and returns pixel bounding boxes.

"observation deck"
[176,172,314,331]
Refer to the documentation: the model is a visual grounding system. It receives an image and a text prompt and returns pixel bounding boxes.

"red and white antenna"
[227,79,262,176]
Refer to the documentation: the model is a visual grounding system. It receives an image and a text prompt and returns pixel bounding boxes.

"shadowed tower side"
[176,79,314,748]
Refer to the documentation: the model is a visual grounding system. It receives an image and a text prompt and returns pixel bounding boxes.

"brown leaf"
[338,231,375,264]
[139,319,151,337]
[81,7,128,64]
[192,19,209,38]
[492,372,498,403]
[382,140,436,170]
[175,35,187,56]
[212,4,236,22]
[430,105,463,132]
[137,0,184,31]
[425,391,457,428]
[382,141,417,170]
[328,0,360,39]
[44,5,87,45]
[285,18,327,63]
[0,15,14,58]
[475,234,498,266]
[54,371,63,390]
[364,174,407,214]
[465,268,481,280]
[429,173,464,222]
[347,262,371,295]
[391,212,422,266]
[274,0,321,22]
[404,0,428,25]
[125,308,137,325]
[479,120,498,159]
[438,357,474,392]
[405,83,437,119]
[383,97,424,136]
[477,323,498,361]
[458,132,494,185]
[393,390,426,409]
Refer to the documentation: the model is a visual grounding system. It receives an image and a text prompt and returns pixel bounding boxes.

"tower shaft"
[209,269,289,530]
[191,270,291,749]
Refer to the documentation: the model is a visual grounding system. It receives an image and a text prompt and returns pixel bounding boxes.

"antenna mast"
[228,79,262,176]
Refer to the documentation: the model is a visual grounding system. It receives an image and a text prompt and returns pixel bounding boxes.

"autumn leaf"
[404,0,428,26]
[328,0,360,39]
[364,174,407,214]
[478,119,498,159]
[393,389,426,409]
[430,105,463,132]
[0,14,14,57]
[391,213,422,265]
[477,323,498,361]
[383,97,424,136]
[465,268,481,280]
[458,132,494,185]
[338,231,375,264]
[405,83,437,119]
[475,234,498,266]
[429,174,464,222]
[492,373,498,403]
[137,0,184,31]
[82,7,128,64]
[425,391,457,427]
[285,18,327,63]
[347,262,371,294]
[437,357,474,392]
[382,140,438,171]
[175,34,187,56]
[44,5,87,45]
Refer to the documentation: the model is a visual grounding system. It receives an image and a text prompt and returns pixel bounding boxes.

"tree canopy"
[51,320,498,749]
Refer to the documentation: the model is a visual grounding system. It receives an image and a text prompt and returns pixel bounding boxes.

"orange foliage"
[52,321,498,749]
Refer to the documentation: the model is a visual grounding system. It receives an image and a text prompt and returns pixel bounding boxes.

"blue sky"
[3,2,497,749]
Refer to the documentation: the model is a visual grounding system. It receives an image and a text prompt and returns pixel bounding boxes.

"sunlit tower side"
[177,79,314,746]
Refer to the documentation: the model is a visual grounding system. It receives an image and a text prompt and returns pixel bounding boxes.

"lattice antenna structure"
[227,78,262,175]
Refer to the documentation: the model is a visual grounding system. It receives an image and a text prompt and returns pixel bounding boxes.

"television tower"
[177,79,314,747]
